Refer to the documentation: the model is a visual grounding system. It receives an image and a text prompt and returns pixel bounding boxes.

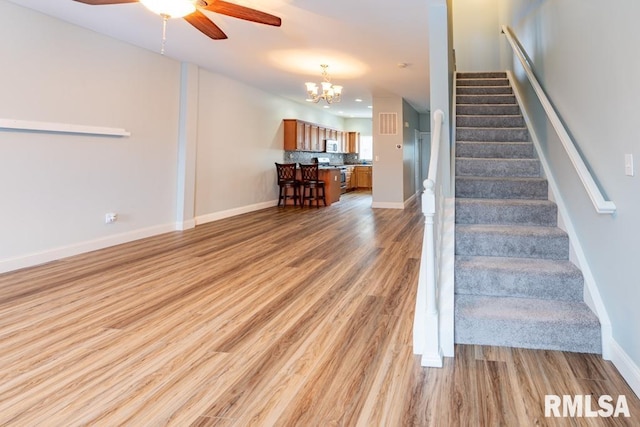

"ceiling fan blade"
[204,1,281,27]
[72,0,138,4]
[184,10,228,40]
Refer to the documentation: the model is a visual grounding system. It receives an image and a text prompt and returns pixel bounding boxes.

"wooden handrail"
[501,25,616,214]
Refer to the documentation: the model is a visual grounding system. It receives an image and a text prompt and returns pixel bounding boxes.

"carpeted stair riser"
[455,256,583,301]
[456,199,557,226]
[453,71,600,354]
[456,158,540,178]
[456,224,569,260]
[457,115,525,128]
[457,94,517,105]
[457,86,513,95]
[457,104,521,116]
[455,295,601,354]
[457,71,507,79]
[455,176,548,199]
[456,142,534,159]
[457,127,529,142]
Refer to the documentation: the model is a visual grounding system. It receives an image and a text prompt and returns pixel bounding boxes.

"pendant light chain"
[161,13,169,55]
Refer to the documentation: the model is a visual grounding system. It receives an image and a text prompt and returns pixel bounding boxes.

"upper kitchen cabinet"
[284,119,307,151]
[345,132,360,154]
[283,119,339,152]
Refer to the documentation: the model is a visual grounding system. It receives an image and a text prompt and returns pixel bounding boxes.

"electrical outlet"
[105,213,118,224]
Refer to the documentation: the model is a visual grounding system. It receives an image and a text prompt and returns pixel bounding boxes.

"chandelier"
[305,65,343,104]
[140,0,197,54]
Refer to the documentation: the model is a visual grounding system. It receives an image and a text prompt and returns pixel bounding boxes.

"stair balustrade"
[413,109,448,367]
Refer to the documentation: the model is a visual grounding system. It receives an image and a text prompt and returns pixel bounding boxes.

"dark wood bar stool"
[275,163,300,207]
[299,163,327,208]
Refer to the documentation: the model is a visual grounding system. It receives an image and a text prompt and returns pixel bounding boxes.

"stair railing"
[413,109,445,367]
[501,25,616,214]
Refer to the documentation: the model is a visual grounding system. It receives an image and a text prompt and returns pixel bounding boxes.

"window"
[359,135,373,161]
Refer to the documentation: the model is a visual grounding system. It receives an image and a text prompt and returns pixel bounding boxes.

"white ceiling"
[9,0,431,119]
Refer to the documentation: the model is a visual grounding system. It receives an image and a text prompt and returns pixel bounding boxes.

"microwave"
[325,139,340,153]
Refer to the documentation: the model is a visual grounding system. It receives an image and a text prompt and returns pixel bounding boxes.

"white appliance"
[325,139,340,153]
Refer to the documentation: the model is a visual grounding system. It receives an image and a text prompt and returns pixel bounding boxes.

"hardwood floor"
[0,191,637,426]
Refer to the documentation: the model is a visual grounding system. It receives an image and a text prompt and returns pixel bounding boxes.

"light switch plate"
[625,154,634,176]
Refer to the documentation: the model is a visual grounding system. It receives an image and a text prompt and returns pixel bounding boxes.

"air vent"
[379,112,398,135]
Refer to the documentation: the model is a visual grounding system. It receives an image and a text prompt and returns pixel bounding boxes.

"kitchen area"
[282,118,372,206]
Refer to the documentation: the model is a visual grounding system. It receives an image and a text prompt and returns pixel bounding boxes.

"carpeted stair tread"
[457,104,521,115]
[457,71,507,79]
[455,176,548,199]
[457,86,513,95]
[455,224,569,260]
[456,157,540,177]
[456,198,557,226]
[456,141,535,159]
[457,127,530,142]
[457,94,517,104]
[457,78,509,87]
[457,115,526,128]
[455,294,601,353]
[455,256,583,301]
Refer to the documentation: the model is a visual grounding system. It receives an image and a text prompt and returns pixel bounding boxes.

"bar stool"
[299,163,327,208]
[275,163,300,207]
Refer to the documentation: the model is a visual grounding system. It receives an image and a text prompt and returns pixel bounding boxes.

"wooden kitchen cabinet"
[284,119,314,151]
[344,166,356,191]
[318,169,342,205]
[283,119,346,153]
[354,166,372,189]
[346,132,360,153]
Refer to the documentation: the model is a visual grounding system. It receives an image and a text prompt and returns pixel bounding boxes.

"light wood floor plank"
[0,191,637,426]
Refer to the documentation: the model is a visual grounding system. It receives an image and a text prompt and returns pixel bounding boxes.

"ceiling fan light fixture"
[140,0,196,18]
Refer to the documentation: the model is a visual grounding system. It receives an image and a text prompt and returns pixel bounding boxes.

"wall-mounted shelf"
[0,118,130,137]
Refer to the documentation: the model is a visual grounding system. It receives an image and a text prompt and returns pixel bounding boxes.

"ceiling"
[9,0,431,119]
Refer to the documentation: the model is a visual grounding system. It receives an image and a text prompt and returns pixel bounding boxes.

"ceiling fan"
[72,0,282,41]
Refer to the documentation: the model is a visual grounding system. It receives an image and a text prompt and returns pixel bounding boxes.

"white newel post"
[421,179,443,367]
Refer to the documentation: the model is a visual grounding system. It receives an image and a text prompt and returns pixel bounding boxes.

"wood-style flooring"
[0,191,638,426]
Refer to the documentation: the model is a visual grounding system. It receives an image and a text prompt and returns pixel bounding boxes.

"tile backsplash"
[284,151,359,165]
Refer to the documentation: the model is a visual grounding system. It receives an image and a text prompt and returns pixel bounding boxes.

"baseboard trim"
[610,339,640,399]
[0,223,176,274]
[195,200,277,225]
[0,200,279,274]
[371,201,405,209]
[175,219,196,231]
[404,192,418,208]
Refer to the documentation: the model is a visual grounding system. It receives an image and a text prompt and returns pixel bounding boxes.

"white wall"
[344,118,373,136]
[452,0,502,71]
[0,1,345,271]
[372,96,405,207]
[195,70,343,218]
[0,1,181,270]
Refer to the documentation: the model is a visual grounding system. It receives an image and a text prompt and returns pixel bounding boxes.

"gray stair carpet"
[454,71,601,354]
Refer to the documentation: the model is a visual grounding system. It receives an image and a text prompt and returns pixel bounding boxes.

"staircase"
[453,72,601,353]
